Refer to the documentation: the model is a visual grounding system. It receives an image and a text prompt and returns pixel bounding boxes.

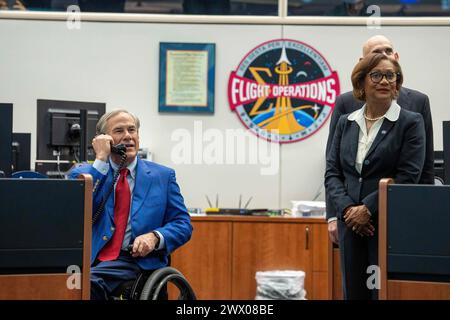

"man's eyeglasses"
[369,71,399,83]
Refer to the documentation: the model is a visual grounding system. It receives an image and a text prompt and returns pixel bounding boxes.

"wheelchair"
[110,257,196,300]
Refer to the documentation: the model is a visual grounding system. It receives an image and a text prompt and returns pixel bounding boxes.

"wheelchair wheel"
[139,267,196,300]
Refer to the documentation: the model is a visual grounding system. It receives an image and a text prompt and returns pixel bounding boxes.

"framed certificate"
[159,42,215,114]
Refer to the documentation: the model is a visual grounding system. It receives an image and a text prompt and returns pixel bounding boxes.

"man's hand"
[328,220,339,244]
[344,205,374,236]
[92,134,114,162]
[131,232,159,258]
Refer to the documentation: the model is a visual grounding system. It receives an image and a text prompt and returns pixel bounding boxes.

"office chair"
[11,171,48,179]
[434,176,444,185]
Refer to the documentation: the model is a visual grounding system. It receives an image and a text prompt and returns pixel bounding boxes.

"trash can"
[255,270,306,300]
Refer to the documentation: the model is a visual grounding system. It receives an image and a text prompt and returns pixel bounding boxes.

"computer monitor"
[0,103,13,177]
[48,108,98,148]
[12,133,31,172]
[444,121,450,184]
[434,150,444,183]
[36,99,105,177]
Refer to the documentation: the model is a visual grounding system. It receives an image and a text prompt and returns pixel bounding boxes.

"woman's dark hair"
[351,53,403,101]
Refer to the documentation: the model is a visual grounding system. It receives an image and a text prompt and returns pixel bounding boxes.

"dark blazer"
[325,109,425,219]
[69,158,192,270]
[325,87,434,220]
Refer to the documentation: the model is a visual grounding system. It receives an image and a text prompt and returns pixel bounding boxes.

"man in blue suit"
[69,109,192,300]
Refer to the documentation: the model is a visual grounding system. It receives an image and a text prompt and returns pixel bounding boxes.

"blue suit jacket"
[69,158,192,270]
[325,108,425,220]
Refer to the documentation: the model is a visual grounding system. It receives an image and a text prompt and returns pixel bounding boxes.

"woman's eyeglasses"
[369,71,400,83]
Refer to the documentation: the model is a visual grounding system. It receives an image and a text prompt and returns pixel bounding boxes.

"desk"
[171,215,332,300]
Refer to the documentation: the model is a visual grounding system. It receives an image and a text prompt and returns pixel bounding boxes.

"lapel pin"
[381,130,387,135]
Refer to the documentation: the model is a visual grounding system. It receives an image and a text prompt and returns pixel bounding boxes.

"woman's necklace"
[364,112,384,121]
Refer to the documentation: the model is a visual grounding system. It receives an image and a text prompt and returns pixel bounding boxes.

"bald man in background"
[325,35,434,244]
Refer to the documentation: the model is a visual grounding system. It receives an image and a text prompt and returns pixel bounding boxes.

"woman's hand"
[344,205,374,236]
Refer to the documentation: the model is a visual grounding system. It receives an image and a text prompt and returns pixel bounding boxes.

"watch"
[152,231,161,249]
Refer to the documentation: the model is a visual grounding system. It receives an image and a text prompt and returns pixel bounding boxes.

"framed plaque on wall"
[159,42,215,114]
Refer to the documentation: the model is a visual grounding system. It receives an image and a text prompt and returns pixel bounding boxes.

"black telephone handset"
[111,143,127,156]
[92,143,128,224]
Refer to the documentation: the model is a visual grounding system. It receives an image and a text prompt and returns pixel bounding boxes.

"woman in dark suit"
[325,53,425,300]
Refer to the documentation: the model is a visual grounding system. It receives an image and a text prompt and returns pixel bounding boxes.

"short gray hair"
[96,109,141,135]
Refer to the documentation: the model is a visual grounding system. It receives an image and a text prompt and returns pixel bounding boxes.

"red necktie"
[98,168,131,261]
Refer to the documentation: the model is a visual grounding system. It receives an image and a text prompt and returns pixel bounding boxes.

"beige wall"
[0,19,448,209]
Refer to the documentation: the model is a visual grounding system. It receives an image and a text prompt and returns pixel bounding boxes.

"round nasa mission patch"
[228,39,340,143]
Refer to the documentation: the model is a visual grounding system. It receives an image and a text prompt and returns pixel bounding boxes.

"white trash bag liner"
[255,270,306,300]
